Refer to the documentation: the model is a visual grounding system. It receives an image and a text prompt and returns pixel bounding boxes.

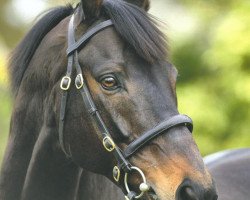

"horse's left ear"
[124,0,150,11]
[81,0,103,21]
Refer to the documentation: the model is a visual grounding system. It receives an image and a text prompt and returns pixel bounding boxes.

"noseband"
[59,13,193,200]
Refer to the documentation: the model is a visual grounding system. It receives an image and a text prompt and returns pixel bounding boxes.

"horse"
[204,148,250,200]
[0,0,218,199]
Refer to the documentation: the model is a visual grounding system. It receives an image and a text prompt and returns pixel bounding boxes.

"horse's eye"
[100,76,119,90]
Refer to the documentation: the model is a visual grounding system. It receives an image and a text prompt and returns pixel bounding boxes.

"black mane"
[102,0,168,63]
[9,1,168,96]
[9,5,73,96]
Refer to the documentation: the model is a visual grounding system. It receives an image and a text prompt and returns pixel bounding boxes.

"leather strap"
[74,51,132,172]
[123,115,193,158]
[58,15,75,156]
[67,19,113,55]
[60,14,132,172]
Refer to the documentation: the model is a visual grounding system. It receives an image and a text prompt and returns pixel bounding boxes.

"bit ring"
[124,166,149,199]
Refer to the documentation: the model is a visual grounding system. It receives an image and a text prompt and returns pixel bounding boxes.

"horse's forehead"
[90,27,124,54]
[79,27,172,77]
[77,27,126,67]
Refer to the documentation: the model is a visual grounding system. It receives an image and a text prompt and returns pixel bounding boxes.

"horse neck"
[77,170,124,200]
[22,125,82,200]
[0,88,120,200]
[0,95,82,200]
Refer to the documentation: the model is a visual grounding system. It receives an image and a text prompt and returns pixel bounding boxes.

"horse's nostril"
[176,179,217,200]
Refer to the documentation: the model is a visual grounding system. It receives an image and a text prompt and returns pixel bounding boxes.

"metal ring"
[124,166,148,199]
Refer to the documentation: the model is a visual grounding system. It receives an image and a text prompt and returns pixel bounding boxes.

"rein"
[59,14,193,200]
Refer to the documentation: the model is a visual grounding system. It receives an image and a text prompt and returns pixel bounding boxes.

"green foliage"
[0,89,11,164]
[0,83,12,165]
[173,0,250,155]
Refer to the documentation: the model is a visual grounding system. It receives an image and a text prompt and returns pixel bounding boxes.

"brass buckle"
[75,74,84,89]
[113,166,121,182]
[103,136,115,152]
[60,76,71,91]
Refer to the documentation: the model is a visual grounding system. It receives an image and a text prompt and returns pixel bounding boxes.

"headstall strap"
[59,11,194,199]
[58,15,75,156]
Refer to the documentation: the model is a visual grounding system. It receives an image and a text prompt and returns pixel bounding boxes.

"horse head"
[53,0,217,199]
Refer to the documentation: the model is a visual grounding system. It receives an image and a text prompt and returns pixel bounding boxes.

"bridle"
[59,13,193,200]
[59,12,193,200]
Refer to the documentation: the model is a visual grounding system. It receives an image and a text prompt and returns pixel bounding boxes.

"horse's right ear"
[81,0,103,21]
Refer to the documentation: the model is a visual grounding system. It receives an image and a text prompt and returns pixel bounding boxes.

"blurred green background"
[0,0,249,165]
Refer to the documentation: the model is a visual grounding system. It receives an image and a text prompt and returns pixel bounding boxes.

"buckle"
[60,76,71,91]
[113,166,121,182]
[103,136,115,152]
[75,74,84,89]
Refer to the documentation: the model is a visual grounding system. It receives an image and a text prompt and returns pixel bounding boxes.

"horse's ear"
[124,0,150,11]
[81,0,103,20]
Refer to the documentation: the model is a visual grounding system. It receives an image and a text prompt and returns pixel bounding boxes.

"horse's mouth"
[148,192,159,200]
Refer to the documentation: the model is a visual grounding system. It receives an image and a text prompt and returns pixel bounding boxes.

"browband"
[67,19,113,55]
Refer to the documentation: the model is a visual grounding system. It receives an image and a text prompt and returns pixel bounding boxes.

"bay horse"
[0,0,217,199]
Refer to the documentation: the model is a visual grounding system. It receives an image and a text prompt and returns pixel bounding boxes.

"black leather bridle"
[59,13,193,200]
